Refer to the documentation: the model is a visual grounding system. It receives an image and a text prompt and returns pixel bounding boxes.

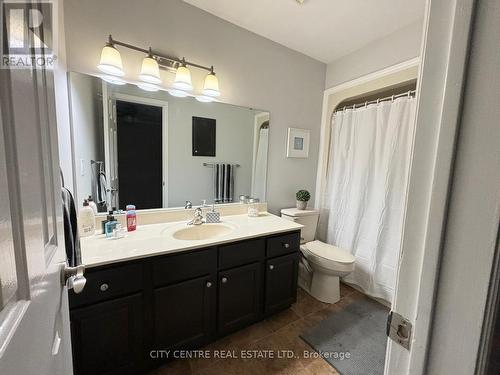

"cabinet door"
[218,262,262,335]
[70,294,144,375]
[265,253,299,315]
[154,275,215,349]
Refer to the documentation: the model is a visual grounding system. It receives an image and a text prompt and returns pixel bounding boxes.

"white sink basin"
[172,223,234,241]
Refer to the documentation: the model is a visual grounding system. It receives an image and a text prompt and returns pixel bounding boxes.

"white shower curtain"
[252,128,268,200]
[321,97,416,302]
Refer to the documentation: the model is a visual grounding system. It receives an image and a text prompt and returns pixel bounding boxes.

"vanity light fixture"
[203,67,220,97]
[97,35,220,98]
[139,48,162,84]
[97,37,124,76]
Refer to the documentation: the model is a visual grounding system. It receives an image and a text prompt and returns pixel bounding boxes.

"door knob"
[221,277,228,284]
[62,264,86,294]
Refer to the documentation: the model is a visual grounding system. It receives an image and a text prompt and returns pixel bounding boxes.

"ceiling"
[183,0,425,64]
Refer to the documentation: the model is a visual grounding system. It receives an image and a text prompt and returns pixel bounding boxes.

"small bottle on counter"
[104,213,118,238]
[126,204,137,232]
[101,210,112,234]
[79,199,95,237]
[113,223,126,239]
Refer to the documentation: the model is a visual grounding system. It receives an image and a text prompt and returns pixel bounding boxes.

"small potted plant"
[296,189,310,210]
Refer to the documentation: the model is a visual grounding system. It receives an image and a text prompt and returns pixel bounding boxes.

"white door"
[0,20,73,375]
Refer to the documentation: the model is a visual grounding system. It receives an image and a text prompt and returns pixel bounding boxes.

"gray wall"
[63,0,326,213]
[325,21,423,89]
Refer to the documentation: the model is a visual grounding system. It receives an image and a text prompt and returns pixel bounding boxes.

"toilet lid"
[304,240,355,264]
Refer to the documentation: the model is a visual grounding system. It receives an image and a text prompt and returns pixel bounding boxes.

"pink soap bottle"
[126,204,137,232]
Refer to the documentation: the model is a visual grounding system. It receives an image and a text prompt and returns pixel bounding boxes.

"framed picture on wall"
[286,127,310,158]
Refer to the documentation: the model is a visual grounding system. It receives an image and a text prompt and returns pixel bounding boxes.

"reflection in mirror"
[68,72,269,212]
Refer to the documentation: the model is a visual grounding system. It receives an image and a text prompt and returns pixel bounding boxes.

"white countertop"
[80,213,303,268]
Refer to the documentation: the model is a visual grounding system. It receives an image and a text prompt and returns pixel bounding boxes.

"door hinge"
[386,311,412,350]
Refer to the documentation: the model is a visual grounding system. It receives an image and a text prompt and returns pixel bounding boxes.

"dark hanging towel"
[214,163,234,203]
[62,187,81,267]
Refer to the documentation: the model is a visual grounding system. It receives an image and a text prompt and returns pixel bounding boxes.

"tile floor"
[150,284,367,375]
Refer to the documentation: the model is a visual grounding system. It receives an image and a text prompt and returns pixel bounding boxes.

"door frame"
[385,0,478,374]
[107,92,169,208]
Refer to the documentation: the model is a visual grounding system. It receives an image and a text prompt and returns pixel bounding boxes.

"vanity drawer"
[266,232,300,258]
[70,263,143,309]
[153,247,217,287]
[219,238,265,270]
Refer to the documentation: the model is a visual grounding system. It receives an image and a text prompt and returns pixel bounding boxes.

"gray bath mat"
[300,297,389,375]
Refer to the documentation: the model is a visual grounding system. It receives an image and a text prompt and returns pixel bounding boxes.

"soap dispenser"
[79,199,95,237]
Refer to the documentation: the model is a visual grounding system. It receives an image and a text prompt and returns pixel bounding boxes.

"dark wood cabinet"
[70,293,144,375]
[153,274,215,350]
[265,253,300,315]
[218,262,262,334]
[69,230,300,374]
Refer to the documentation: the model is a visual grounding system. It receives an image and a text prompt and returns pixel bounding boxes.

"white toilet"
[281,208,355,304]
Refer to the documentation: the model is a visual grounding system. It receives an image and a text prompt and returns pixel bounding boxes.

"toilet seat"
[301,240,355,272]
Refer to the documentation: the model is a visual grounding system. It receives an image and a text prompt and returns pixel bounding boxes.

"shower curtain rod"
[335,89,416,113]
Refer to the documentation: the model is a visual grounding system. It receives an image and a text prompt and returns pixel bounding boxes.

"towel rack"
[203,162,240,167]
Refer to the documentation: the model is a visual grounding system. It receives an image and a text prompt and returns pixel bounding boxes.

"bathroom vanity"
[68,213,302,375]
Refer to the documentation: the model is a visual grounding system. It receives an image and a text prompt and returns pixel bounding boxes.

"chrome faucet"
[185,200,192,209]
[188,207,204,225]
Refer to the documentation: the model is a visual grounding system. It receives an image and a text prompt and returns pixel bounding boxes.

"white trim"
[314,57,420,209]
[102,81,111,209]
[323,57,420,95]
[111,93,169,208]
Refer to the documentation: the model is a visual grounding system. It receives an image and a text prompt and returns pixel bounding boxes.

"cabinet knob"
[100,283,109,292]
[206,281,212,288]
[269,265,274,270]
[283,243,290,248]
[221,277,228,284]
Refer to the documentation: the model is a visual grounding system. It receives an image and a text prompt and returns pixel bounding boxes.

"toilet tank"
[280,208,319,243]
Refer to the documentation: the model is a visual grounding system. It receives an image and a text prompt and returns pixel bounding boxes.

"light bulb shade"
[137,82,159,92]
[97,44,124,76]
[173,65,193,90]
[101,75,126,85]
[203,72,220,97]
[195,95,215,103]
[139,56,161,84]
[168,88,189,98]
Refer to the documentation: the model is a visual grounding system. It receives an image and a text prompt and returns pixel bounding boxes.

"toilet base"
[310,273,340,304]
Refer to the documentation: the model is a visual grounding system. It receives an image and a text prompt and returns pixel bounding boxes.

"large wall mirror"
[68,72,269,212]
